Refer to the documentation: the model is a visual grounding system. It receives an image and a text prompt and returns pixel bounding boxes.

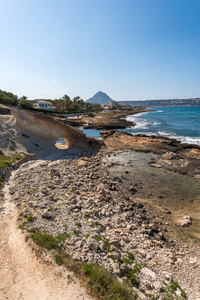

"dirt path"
[0,162,91,300]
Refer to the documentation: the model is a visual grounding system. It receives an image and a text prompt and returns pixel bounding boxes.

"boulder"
[177,216,192,227]
[87,238,100,251]
[111,263,121,276]
[140,267,156,279]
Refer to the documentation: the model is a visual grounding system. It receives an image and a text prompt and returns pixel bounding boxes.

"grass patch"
[53,197,60,202]
[25,229,138,300]
[94,236,111,252]
[48,206,54,211]
[133,262,147,273]
[0,176,5,182]
[27,215,33,222]
[92,221,103,227]
[31,231,58,250]
[0,153,28,168]
[56,233,71,242]
[19,221,27,230]
[82,112,95,118]
[55,253,64,265]
[163,281,187,299]
[83,263,133,300]
[121,251,135,265]
[124,269,139,288]
[73,229,81,237]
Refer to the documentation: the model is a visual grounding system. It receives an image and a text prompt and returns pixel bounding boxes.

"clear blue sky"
[1,0,200,101]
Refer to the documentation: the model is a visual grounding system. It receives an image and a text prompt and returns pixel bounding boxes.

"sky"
[1,0,200,101]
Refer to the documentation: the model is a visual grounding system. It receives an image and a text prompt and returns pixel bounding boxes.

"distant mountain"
[119,98,200,107]
[86,91,116,105]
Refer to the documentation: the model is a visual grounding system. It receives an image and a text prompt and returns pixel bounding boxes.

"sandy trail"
[0,161,91,300]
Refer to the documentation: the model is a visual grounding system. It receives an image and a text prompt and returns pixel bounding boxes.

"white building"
[34,100,55,111]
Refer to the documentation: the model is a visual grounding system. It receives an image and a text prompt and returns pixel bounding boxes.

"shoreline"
[1,108,200,299]
[123,106,200,147]
[59,107,147,130]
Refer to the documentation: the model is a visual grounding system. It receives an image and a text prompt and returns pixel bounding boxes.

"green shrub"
[124,269,139,288]
[55,253,64,265]
[56,233,70,242]
[94,236,111,252]
[31,231,58,250]
[0,153,27,168]
[27,215,33,222]
[18,99,33,109]
[87,112,94,117]
[163,281,187,299]
[83,263,133,299]
[122,251,135,265]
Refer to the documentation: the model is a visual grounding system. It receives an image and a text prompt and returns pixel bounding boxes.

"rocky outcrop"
[11,108,89,150]
[101,131,200,177]
[68,109,145,130]
[0,104,10,115]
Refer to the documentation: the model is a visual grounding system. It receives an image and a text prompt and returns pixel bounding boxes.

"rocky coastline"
[58,108,146,130]
[0,108,200,299]
[1,144,199,299]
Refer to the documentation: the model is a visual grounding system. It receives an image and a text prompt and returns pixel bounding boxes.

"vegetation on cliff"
[0,89,103,113]
[0,89,18,106]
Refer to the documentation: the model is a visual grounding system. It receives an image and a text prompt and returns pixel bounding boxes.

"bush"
[0,89,18,106]
[55,253,64,265]
[0,153,25,168]
[87,112,94,117]
[31,231,58,250]
[18,99,33,109]
[83,263,133,299]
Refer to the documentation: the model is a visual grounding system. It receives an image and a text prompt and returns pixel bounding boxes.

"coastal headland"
[58,107,146,130]
[0,107,200,300]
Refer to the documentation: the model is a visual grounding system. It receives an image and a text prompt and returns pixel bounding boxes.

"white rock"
[140,267,156,279]
[177,216,192,226]
[111,263,121,276]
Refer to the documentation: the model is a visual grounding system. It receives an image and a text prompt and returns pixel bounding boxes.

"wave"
[157,132,200,146]
[126,112,154,129]
[126,112,148,122]
[126,114,160,130]
[129,131,200,146]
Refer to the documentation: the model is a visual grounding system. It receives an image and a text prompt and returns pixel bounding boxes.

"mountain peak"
[86,91,116,104]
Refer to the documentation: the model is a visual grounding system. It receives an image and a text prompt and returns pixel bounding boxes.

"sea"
[81,106,200,146]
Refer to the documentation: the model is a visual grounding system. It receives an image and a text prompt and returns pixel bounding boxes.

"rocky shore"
[3,147,199,300]
[1,108,200,299]
[59,108,146,130]
[101,131,200,177]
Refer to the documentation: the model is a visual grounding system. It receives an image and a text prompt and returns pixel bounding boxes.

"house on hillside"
[102,101,116,110]
[34,100,55,111]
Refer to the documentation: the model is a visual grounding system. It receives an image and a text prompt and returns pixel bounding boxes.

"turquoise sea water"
[80,106,200,146]
[124,106,200,145]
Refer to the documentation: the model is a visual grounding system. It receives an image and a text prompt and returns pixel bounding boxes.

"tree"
[18,97,33,109]
[84,102,92,111]
[91,103,102,112]
[0,89,18,106]
[20,95,28,101]
[53,99,65,113]
[62,94,72,109]
[72,96,85,110]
